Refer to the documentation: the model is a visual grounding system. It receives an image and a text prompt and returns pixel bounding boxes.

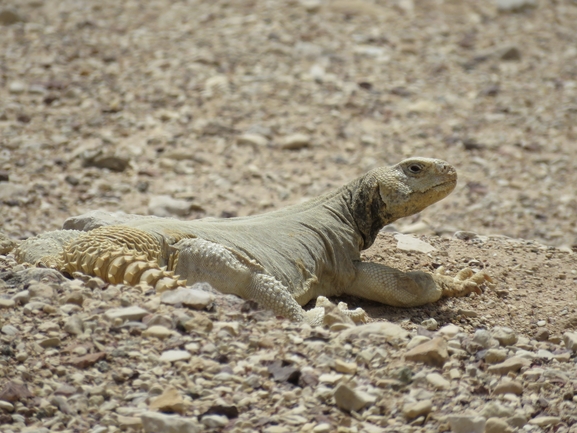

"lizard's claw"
[434,266,494,298]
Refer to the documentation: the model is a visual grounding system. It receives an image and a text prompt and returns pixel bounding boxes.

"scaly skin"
[13,158,492,325]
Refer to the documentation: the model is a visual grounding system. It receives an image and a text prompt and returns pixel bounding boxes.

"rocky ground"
[1,0,577,432]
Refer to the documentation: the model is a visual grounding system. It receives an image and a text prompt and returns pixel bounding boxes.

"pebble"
[473,329,496,348]
[0,299,15,308]
[402,399,432,419]
[334,359,357,374]
[148,195,194,217]
[160,288,214,310]
[281,133,311,150]
[426,373,450,390]
[394,234,436,253]
[487,357,531,375]
[563,332,577,351]
[64,316,84,335]
[491,327,518,346]
[528,416,561,427]
[438,324,461,338]
[405,337,449,366]
[340,321,409,343]
[1,325,19,335]
[237,133,268,147]
[201,414,229,428]
[447,415,486,433]
[333,383,376,412]
[159,350,191,363]
[149,387,186,414]
[420,318,438,331]
[141,411,202,433]
[496,0,537,12]
[0,9,24,26]
[485,417,513,433]
[143,325,174,340]
[485,348,508,364]
[104,306,149,322]
[493,380,523,395]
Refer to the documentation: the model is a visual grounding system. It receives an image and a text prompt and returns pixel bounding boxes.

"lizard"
[12,157,491,325]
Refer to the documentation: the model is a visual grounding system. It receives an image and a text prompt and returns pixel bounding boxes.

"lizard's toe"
[435,268,493,298]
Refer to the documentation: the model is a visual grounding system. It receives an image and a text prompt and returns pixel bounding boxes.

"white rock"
[340,321,409,343]
[104,306,149,322]
[201,414,229,428]
[159,350,192,363]
[237,133,268,147]
[491,326,518,346]
[563,332,577,351]
[148,195,194,217]
[407,335,431,350]
[143,325,174,340]
[496,0,537,12]
[160,288,214,310]
[141,411,202,433]
[438,324,461,338]
[447,415,486,433]
[333,383,376,412]
[281,133,311,150]
[395,234,436,253]
[8,81,26,94]
[426,373,450,390]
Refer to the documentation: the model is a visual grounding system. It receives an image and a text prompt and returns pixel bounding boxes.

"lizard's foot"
[433,266,494,298]
[304,296,368,327]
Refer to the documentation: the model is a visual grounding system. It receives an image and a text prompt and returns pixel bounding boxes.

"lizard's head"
[351,157,457,249]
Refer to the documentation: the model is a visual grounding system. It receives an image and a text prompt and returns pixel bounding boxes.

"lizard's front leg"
[348,261,492,307]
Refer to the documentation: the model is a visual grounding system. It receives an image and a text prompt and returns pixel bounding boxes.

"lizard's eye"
[407,164,422,174]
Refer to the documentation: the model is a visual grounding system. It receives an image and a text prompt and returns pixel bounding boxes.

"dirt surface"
[2,0,577,432]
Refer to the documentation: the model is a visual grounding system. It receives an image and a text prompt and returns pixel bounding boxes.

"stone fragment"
[104,306,148,322]
[496,0,537,12]
[0,400,14,412]
[473,329,497,348]
[62,291,84,306]
[405,337,449,366]
[528,416,560,427]
[395,234,436,253]
[281,133,311,150]
[82,150,130,172]
[485,348,508,364]
[485,417,513,433]
[148,195,194,217]
[268,361,301,383]
[28,282,54,299]
[0,299,15,308]
[407,335,431,349]
[141,411,202,433]
[201,414,229,428]
[333,383,376,412]
[420,318,438,331]
[491,327,517,346]
[493,380,523,395]
[438,324,461,338]
[402,399,432,419]
[68,352,107,369]
[334,359,357,375]
[149,387,186,414]
[39,337,60,348]
[487,357,530,375]
[117,415,142,429]
[0,381,32,402]
[447,415,486,433]
[563,332,577,351]
[64,315,84,335]
[340,321,409,344]
[143,325,174,340]
[426,373,450,390]
[0,232,16,254]
[1,325,19,335]
[160,288,214,309]
[179,311,213,333]
[160,350,191,363]
[237,133,268,147]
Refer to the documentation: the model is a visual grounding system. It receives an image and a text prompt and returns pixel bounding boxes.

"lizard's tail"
[59,226,186,292]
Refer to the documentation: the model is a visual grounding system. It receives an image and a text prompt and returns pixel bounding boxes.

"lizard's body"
[13,158,490,324]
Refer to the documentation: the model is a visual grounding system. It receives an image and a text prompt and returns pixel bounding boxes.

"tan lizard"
[13,158,491,325]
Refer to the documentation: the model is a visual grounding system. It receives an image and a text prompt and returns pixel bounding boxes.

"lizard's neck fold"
[345,174,389,250]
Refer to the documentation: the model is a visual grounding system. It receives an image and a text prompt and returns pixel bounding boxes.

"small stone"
[312,423,332,433]
[480,401,515,419]
[438,324,461,338]
[395,234,436,253]
[534,328,549,341]
[104,306,148,322]
[0,400,14,412]
[493,380,523,395]
[0,299,15,308]
[237,133,268,147]
[496,0,537,12]
[473,329,496,348]
[333,383,376,412]
[0,381,33,402]
[485,417,513,433]
[62,291,84,306]
[82,151,130,172]
[487,357,530,375]
[68,352,107,369]
[334,359,357,374]
[405,337,449,366]
[340,321,409,344]
[426,373,450,390]
[528,416,561,427]
[179,311,213,334]
[402,399,432,419]
[491,327,518,346]
[141,411,202,433]
[149,387,186,414]
[1,325,19,336]
[160,288,215,310]
[117,415,142,429]
[499,46,521,61]
[485,348,508,364]
[563,332,577,351]
[143,325,174,340]
[281,133,311,150]
[148,195,194,217]
[201,414,229,428]
[64,315,84,335]
[447,415,486,433]
[28,282,54,299]
[0,10,24,26]
[407,335,431,349]
[159,350,191,363]
[421,318,438,331]
[39,337,61,348]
